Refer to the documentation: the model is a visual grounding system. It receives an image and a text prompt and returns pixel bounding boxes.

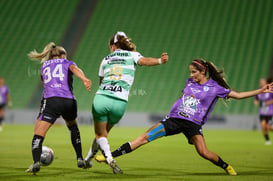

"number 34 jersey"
[40,58,76,99]
[97,49,143,102]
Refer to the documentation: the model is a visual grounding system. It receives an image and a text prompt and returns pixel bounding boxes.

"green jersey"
[96,49,143,101]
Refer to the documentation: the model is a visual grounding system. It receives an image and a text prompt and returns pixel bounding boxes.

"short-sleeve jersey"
[0,85,9,104]
[96,49,143,101]
[255,93,273,116]
[40,58,76,99]
[168,78,231,126]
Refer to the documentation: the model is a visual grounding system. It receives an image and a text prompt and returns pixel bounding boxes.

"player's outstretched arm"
[138,52,168,66]
[69,64,92,92]
[228,82,273,99]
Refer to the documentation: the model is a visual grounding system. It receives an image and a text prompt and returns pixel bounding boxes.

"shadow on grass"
[1,165,273,180]
[0,166,190,180]
[234,165,273,176]
[0,166,158,180]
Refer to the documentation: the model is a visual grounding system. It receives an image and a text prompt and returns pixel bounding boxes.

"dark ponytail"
[191,59,230,89]
[206,61,230,89]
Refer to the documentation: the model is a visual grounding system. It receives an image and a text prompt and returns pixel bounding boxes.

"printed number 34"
[43,64,65,83]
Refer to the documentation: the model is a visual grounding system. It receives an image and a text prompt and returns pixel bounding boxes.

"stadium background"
[1,0,273,128]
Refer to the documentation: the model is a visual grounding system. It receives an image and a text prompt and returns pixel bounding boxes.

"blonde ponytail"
[28,42,66,63]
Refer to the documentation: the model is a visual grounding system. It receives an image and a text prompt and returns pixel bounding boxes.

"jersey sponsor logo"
[44,115,52,120]
[113,52,129,57]
[105,52,129,60]
[103,85,122,92]
[107,59,126,65]
[190,88,201,94]
[178,111,189,118]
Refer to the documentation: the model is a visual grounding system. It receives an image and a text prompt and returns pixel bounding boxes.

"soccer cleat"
[83,159,93,169]
[265,140,271,145]
[225,165,237,176]
[25,162,41,174]
[77,158,86,168]
[94,155,107,163]
[109,160,123,174]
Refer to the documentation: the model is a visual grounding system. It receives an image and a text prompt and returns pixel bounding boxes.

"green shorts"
[92,94,127,125]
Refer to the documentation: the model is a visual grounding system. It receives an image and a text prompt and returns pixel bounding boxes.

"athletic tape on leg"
[147,123,166,142]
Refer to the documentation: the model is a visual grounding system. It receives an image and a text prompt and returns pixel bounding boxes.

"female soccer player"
[0,77,12,131]
[25,42,92,174]
[254,77,273,145]
[84,31,168,174]
[95,59,273,175]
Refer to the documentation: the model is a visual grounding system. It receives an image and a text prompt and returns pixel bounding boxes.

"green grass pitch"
[0,124,273,181]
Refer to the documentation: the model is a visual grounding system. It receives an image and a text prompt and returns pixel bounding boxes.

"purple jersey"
[168,78,231,126]
[40,58,76,99]
[255,93,273,116]
[0,85,9,104]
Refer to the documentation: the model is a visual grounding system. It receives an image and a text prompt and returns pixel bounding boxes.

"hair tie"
[114,31,128,43]
[193,60,206,71]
